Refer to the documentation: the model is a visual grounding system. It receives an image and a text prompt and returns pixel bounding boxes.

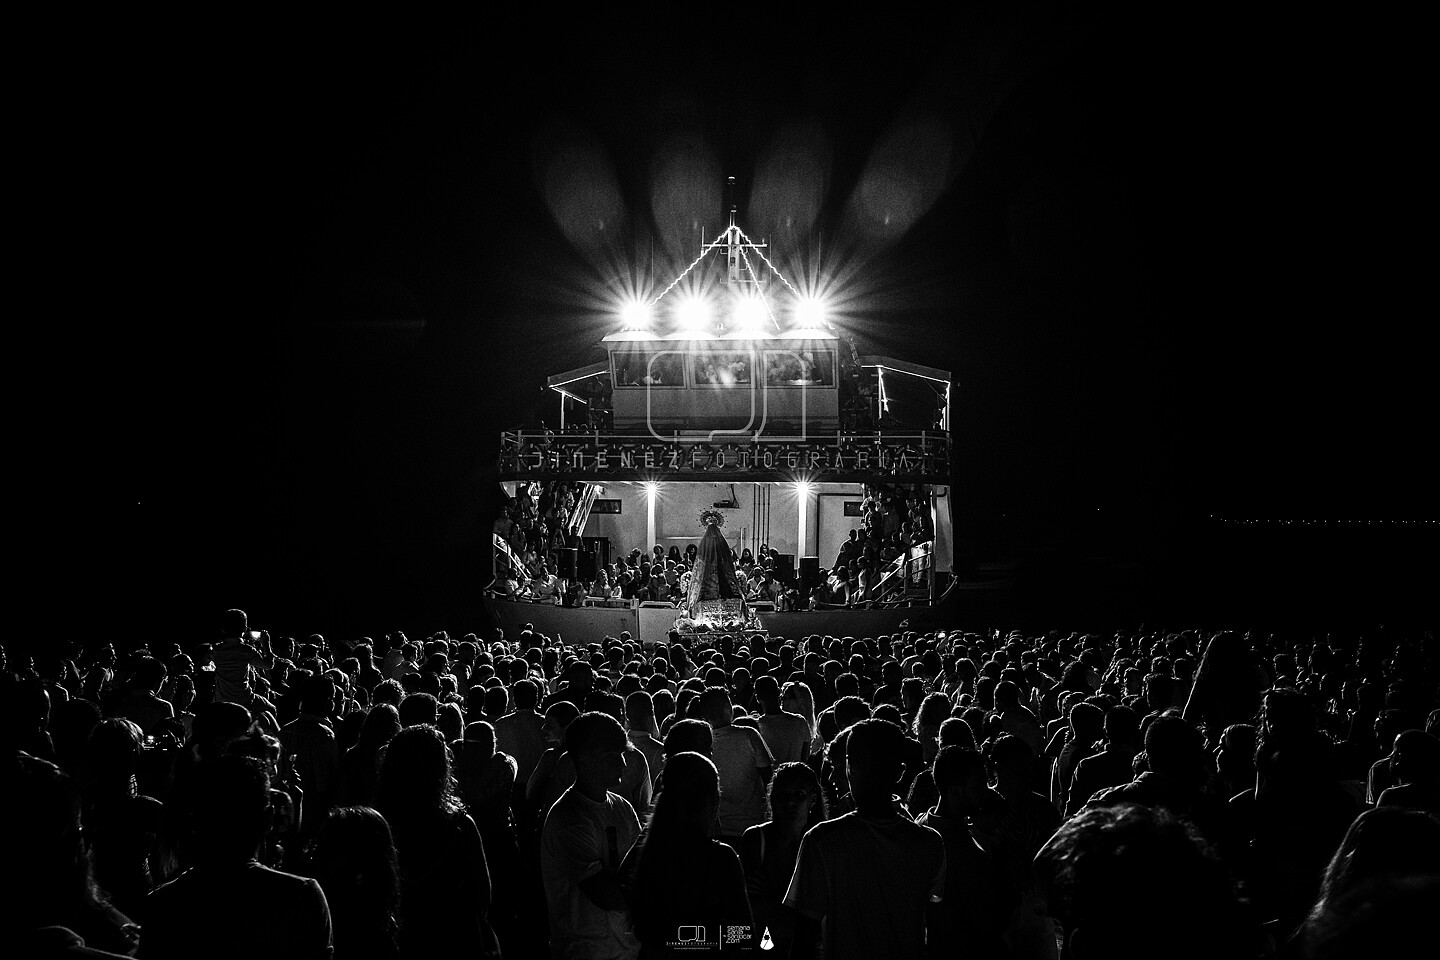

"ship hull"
[483,588,978,650]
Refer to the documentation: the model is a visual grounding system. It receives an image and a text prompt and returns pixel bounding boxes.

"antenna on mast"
[724,176,742,284]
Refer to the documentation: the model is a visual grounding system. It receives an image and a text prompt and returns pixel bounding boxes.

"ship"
[487,180,965,648]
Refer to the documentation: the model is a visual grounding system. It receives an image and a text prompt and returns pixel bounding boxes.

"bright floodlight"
[794,296,828,327]
[644,481,659,498]
[677,296,712,331]
[621,299,652,330]
[796,481,815,497]
[732,295,768,331]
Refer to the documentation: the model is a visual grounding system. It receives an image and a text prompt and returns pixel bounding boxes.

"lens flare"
[793,296,828,328]
[677,296,712,331]
[732,295,769,331]
[621,299,653,329]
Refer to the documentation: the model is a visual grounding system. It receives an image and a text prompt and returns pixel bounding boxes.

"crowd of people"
[496,538,801,610]
[493,481,937,612]
[8,609,1438,959]
[812,484,936,608]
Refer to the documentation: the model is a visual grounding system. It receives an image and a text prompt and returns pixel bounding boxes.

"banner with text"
[497,434,951,482]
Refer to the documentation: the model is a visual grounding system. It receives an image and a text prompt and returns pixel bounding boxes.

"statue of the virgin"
[686,509,745,620]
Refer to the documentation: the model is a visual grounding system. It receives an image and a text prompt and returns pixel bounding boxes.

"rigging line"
[741,229,804,300]
[647,227,733,307]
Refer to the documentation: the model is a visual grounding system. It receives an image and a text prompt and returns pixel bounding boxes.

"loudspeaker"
[556,548,579,580]
[799,556,820,593]
[576,551,598,581]
[775,553,796,583]
[581,536,610,568]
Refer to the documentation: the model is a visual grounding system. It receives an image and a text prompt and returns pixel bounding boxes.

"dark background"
[35,7,1433,643]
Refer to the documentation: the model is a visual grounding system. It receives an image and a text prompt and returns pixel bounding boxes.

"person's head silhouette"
[1036,803,1247,960]
[11,751,130,942]
[988,733,1038,792]
[845,719,907,814]
[649,751,719,837]
[699,687,733,728]
[1143,715,1205,786]
[663,719,713,759]
[219,609,248,640]
[188,755,271,863]
[1390,730,1440,788]
[565,712,629,801]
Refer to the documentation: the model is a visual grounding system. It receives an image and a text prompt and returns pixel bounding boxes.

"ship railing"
[580,597,632,608]
[871,553,908,598]
[487,593,680,609]
[863,539,936,607]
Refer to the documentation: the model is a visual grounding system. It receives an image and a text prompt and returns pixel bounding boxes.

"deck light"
[621,299,653,330]
[732,295,768,332]
[793,296,828,328]
[677,296,712,332]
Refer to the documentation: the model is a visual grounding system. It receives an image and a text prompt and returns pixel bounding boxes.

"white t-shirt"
[711,725,774,836]
[626,730,666,790]
[541,787,642,960]
[784,812,946,960]
[211,638,268,704]
[757,710,814,765]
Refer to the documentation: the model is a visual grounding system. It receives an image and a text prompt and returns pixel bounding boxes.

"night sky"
[46,9,1433,639]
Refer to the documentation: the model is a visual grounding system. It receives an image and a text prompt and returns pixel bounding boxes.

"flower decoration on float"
[699,508,726,528]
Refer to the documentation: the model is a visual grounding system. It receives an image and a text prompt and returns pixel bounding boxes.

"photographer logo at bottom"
[667,924,755,951]
[669,925,713,950]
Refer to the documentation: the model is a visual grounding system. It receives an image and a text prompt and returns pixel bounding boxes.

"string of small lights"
[643,223,804,323]
[744,233,804,301]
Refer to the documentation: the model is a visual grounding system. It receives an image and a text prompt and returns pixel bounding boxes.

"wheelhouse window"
[692,350,754,387]
[764,349,835,385]
[614,348,686,387]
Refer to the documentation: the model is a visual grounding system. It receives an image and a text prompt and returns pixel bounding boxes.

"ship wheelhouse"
[489,188,956,646]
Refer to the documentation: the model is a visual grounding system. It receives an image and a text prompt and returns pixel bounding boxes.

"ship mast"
[696,176,776,334]
[725,176,743,285]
